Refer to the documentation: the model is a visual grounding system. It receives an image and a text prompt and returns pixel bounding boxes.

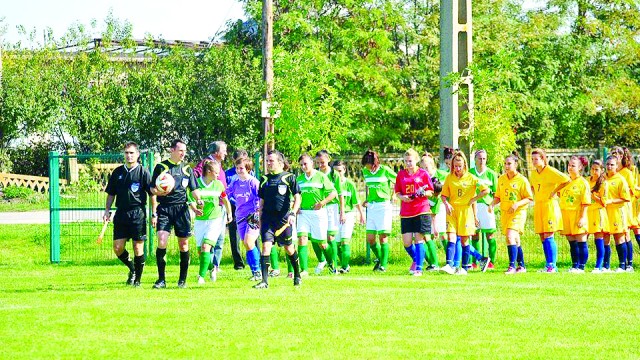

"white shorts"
[337,211,356,243]
[297,209,328,242]
[326,203,340,235]
[366,201,393,234]
[476,203,497,231]
[433,210,447,235]
[194,217,224,247]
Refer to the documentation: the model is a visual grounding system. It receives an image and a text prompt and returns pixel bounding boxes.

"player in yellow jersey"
[604,155,632,272]
[440,151,489,275]
[620,148,638,271]
[588,160,609,273]
[558,156,591,273]
[529,148,570,273]
[491,153,533,274]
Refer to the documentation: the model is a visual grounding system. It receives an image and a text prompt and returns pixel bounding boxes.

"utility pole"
[439,0,474,167]
[262,0,274,171]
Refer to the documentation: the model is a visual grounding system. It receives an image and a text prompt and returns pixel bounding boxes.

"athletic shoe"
[479,257,491,273]
[152,279,166,289]
[504,266,516,275]
[516,266,526,274]
[591,268,603,274]
[177,280,187,288]
[133,281,141,288]
[338,266,350,274]
[126,271,136,286]
[377,266,387,273]
[234,265,245,270]
[425,265,439,272]
[315,261,327,274]
[269,269,281,277]
[372,259,381,271]
[215,266,222,274]
[568,268,578,273]
[545,266,558,273]
[487,262,495,270]
[626,266,635,273]
[293,276,302,287]
[210,268,217,282]
[253,281,269,289]
[197,276,206,285]
[413,270,423,277]
[409,262,417,275]
[249,271,262,281]
[470,263,478,270]
[615,267,627,273]
[441,264,455,275]
[601,268,612,273]
[455,267,468,276]
[300,270,309,277]
[287,272,294,279]
[328,264,337,275]
[574,268,585,274]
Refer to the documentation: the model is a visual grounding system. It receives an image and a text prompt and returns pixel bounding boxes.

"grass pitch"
[2,225,640,359]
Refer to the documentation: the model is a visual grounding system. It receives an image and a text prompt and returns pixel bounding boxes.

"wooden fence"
[0,173,68,193]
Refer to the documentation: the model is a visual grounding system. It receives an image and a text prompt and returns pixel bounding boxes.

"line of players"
[104,140,640,289]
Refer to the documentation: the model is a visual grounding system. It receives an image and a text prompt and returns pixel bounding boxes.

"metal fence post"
[49,151,60,263]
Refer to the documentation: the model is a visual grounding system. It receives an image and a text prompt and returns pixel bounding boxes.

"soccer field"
[2,224,640,359]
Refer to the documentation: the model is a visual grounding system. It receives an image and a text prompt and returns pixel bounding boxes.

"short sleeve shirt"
[151,160,198,206]
[259,171,300,215]
[559,177,591,211]
[496,172,533,213]
[297,171,336,210]
[363,164,397,202]
[105,164,152,210]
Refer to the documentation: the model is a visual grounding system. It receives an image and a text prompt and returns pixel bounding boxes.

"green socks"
[299,245,309,271]
[270,246,280,270]
[340,244,351,269]
[426,240,438,266]
[380,242,390,267]
[311,242,326,262]
[488,238,497,264]
[328,240,338,267]
[199,250,211,278]
[371,242,381,260]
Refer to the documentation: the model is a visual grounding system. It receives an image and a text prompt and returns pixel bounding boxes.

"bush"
[2,185,35,200]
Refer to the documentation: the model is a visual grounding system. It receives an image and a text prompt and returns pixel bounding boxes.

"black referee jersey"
[105,163,152,210]
[151,159,197,206]
[258,171,300,215]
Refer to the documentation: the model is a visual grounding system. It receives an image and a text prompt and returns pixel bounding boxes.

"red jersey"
[394,168,433,217]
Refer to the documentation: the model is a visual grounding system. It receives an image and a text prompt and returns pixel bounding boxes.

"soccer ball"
[156,172,175,193]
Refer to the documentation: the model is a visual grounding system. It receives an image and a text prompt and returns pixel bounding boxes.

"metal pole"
[262,0,274,171]
[49,151,61,263]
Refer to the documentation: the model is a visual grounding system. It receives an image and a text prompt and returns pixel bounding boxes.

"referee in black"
[254,150,302,289]
[104,141,153,287]
[150,139,202,289]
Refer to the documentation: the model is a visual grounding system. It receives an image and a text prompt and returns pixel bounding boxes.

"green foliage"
[2,185,34,199]
[7,140,55,177]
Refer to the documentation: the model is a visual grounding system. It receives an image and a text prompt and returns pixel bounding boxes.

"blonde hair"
[404,148,420,161]
[451,151,468,173]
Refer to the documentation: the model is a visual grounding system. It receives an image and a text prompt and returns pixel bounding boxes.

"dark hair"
[315,149,331,159]
[361,149,380,167]
[332,160,346,168]
[622,147,635,169]
[443,146,455,160]
[207,141,226,154]
[170,139,185,149]
[431,176,443,195]
[298,153,313,162]
[124,141,139,150]
[235,157,254,172]
[591,159,606,193]
[570,155,589,169]
[605,155,618,167]
[267,149,285,163]
[610,146,624,157]
[233,149,248,160]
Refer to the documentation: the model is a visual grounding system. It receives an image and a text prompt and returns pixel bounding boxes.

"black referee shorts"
[157,203,192,238]
[261,213,293,247]
[113,207,147,242]
[400,214,432,235]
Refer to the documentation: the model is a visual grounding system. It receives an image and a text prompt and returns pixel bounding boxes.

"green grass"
[0,191,104,212]
[2,224,640,358]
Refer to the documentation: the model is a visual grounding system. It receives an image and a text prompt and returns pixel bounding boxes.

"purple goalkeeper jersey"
[227,176,260,220]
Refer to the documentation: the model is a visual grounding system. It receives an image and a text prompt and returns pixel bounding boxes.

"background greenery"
[1,0,638,173]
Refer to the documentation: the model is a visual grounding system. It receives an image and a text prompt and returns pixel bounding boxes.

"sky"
[1,0,246,45]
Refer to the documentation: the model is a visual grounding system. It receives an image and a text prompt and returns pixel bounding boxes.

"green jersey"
[429,169,448,214]
[188,177,226,220]
[469,167,498,205]
[297,170,336,210]
[362,164,397,202]
[321,168,342,206]
[339,177,360,213]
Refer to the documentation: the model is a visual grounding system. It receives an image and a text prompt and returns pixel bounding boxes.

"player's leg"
[486,231,497,269]
[402,231,416,274]
[614,233,628,272]
[576,233,588,272]
[113,238,135,283]
[283,239,301,286]
[505,229,519,274]
[377,202,393,271]
[414,233,426,275]
[132,240,145,286]
[254,239,273,289]
[175,205,192,288]
[199,242,213,281]
[593,232,605,272]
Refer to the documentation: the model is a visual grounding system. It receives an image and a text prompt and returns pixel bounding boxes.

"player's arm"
[549,180,571,200]
[104,195,115,222]
[469,186,489,205]
[150,165,168,196]
[289,193,301,225]
[222,194,233,224]
[578,203,588,229]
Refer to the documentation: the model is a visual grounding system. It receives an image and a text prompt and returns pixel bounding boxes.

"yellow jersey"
[529,165,570,204]
[441,172,487,207]
[605,172,631,208]
[588,178,608,210]
[619,167,637,197]
[496,172,533,213]
[558,177,591,211]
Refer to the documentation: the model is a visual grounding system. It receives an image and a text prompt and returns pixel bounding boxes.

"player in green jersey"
[333,160,366,273]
